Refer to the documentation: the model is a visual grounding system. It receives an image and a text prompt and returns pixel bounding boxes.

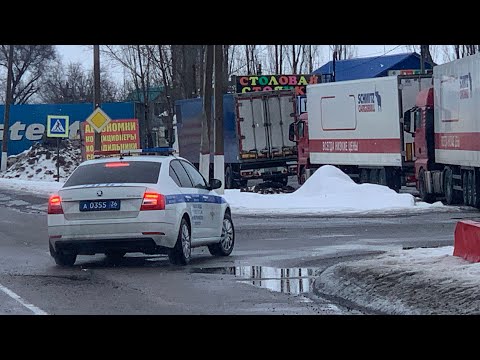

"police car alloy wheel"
[208,212,235,256]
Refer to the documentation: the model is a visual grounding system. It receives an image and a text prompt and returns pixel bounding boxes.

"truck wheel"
[463,172,469,206]
[391,169,402,192]
[473,170,479,208]
[444,167,455,205]
[468,171,474,207]
[369,169,379,184]
[359,169,368,184]
[299,167,307,185]
[224,166,233,189]
[279,176,288,186]
[105,250,126,264]
[378,168,387,186]
[419,169,435,203]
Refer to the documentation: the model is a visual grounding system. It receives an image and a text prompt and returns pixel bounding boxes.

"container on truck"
[403,53,480,207]
[291,74,432,191]
[174,89,298,188]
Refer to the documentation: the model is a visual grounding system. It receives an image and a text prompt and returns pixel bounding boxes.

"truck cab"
[403,87,439,201]
[289,112,309,184]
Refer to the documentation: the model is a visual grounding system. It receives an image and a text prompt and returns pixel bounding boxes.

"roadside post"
[46,115,70,182]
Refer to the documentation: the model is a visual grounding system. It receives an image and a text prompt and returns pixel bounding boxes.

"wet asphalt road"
[0,187,478,315]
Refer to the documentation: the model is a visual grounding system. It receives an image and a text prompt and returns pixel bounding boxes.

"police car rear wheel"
[168,217,191,265]
[50,242,77,267]
[208,213,235,256]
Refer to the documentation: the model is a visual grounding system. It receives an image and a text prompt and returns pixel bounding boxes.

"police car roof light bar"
[93,147,175,159]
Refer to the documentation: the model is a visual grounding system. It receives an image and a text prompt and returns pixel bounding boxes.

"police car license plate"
[79,200,121,212]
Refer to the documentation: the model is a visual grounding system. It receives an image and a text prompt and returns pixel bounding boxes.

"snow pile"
[0,178,63,196]
[317,246,480,314]
[222,165,442,214]
[1,139,82,182]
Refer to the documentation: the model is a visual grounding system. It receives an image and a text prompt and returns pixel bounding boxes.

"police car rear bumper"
[48,221,177,252]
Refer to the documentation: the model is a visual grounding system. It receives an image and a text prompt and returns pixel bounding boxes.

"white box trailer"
[434,54,480,167]
[410,52,480,207]
[300,75,432,190]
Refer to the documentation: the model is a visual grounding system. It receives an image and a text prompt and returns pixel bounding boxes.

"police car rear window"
[64,161,161,187]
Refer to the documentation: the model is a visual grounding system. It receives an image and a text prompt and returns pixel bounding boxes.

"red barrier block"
[453,220,480,263]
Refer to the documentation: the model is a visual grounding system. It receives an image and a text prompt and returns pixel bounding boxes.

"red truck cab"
[404,87,437,201]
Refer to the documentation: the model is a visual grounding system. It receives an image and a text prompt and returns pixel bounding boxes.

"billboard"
[82,119,140,160]
[235,74,321,96]
[0,102,136,156]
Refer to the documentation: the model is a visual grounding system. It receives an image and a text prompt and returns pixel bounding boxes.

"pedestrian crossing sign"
[47,115,69,138]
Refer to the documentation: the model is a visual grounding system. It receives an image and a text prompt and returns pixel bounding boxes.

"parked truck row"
[289,52,480,209]
[172,53,480,209]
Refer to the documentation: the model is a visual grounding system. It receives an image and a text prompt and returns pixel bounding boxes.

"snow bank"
[0,178,63,196]
[222,165,441,214]
[0,139,81,182]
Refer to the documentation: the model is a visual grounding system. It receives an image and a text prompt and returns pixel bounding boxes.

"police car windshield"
[64,161,161,187]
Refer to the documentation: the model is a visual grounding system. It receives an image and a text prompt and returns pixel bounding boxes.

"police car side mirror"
[210,179,222,190]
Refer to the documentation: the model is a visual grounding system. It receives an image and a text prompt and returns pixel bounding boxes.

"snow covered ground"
[316,246,480,314]
[223,165,447,215]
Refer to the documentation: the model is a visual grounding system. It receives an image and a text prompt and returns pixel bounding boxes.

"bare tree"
[331,45,358,60]
[170,45,204,100]
[39,61,120,103]
[0,45,56,104]
[102,45,156,148]
[288,45,303,73]
[244,45,260,75]
[449,45,480,59]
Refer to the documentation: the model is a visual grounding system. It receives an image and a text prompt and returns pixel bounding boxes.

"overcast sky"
[57,45,414,65]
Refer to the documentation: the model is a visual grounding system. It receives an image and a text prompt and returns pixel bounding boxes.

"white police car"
[47,151,234,266]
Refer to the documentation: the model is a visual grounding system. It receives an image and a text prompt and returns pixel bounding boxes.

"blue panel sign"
[0,102,136,155]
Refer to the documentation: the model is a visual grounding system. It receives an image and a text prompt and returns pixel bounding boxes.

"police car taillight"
[140,191,165,211]
[48,195,64,214]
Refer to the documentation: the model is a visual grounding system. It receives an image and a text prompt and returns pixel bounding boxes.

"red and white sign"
[82,119,140,160]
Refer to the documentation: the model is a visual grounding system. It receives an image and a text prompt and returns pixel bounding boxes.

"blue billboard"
[0,102,136,155]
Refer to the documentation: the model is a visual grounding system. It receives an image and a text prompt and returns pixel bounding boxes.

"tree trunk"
[275,45,279,74]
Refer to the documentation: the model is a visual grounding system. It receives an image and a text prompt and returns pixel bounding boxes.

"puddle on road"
[191,265,320,295]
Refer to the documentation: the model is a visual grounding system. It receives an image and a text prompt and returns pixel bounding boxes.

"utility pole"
[199,45,214,181]
[420,45,426,74]
[332,50,337,82]
[213,45,224,194]
[1,45,14,172]
[93,45,101,151]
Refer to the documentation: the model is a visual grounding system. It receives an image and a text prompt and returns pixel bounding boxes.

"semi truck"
[291,74,432,191]
[174,89,298,188]
[403,52,480,207]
